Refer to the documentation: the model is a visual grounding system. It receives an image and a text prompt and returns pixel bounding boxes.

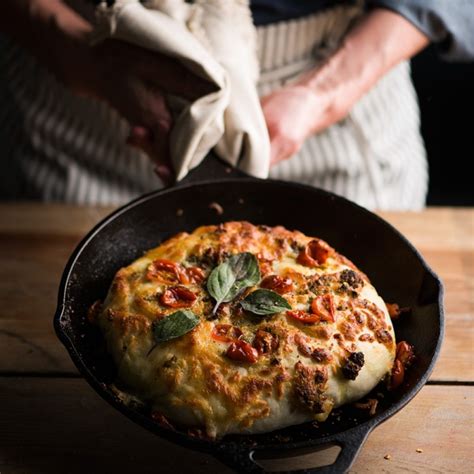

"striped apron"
[0,2,428,209]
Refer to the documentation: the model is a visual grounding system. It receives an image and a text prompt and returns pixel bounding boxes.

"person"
[1,1,473,209]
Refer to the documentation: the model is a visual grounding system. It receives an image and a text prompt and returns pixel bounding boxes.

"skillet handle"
[214,425,371,474]
[177,152,249,186]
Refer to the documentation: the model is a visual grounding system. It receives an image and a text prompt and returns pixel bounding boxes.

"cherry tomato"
[286,310,320,324]
[211,324,242,343]
[310,294,336,323]
[396,341,415,367]
[186,266,206,284]
[389,358,405,390]
[225,340,259,364]
[386,302,401,319]
[160,286,197,308]
[260,275,294,294]
[297,239,333,267]
[147,259,189,285]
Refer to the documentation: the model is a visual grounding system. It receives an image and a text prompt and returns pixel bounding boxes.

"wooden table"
[0,205,472,473]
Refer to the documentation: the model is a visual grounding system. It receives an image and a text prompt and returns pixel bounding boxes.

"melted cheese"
[96,222,396,438]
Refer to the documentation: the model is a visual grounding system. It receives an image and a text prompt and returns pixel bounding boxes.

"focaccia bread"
[92,222,396,438]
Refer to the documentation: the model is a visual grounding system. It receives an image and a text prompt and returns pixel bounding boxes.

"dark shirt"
[251,0,474,61]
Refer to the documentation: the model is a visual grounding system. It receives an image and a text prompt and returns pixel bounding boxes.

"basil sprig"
[152,310,200,344]
[241,289,291,315]
[207,252,260,313]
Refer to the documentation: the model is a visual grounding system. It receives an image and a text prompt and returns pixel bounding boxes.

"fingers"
[269,135,301,166]
[126,125,152,146]
[154,163,174,185]
[126,120,175,186]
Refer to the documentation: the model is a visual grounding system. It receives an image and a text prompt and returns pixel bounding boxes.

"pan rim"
[53,178,445,454]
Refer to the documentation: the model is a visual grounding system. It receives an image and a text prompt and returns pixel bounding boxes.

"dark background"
[411,46,474,206]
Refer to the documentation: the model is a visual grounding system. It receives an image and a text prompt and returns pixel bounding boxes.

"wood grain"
[0,205,471,248]
[0,205,473,473]
[0,205,472,380]
[0,379,471,474]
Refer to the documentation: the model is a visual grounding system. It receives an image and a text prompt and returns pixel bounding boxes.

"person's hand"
[63,39,214,183]
[261,8,429,167]
[261,84,347,166]
[3,1,218,182]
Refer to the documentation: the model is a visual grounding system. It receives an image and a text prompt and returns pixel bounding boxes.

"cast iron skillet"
[54,157,444,473]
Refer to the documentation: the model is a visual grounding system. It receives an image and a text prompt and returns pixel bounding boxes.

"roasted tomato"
[297,239,333,267]
[386,302,401,319]
[396,341,415,367]
[160,286,197,308]
[87,300,102,324]
[211,324,242,343]
[386,303,410,321]
[310,294,336,323]
[260,275,294,295]
[253,329,279,354]
[147,259,189,285]
[225,340,259,364]
[286,310,320,324]
[389,358,405,390]
[389,341,415,390]
[186,266,206,284]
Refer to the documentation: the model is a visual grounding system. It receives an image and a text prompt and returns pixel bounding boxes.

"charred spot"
[275,237,286,249]
[258,225,272,232]
[314,368,328,384]
[311,347,333,364]
[218,250,232,263]
[163,355,177,368]
[341,351,365,380]
[359,333,374,342]
[337,302,349,311]
[290,240,304,253]
[293,362,326,414]
[294,333,313,357]
[199,247,219,268]
[354,311,366,325]
[339,269,363,290]
[253,329,279,355]
[375,329,393,344]
[241,377,273,402]
[206,312,219,321]
[366,314,379,330]
[309,274,338,295]
[271,357,281,366]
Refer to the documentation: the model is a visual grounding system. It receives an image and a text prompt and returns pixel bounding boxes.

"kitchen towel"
[93,0,270,180]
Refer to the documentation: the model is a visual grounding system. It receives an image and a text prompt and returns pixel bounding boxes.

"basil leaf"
[153,310,200,343]
[207,252,260,313]
[241,289,291,315]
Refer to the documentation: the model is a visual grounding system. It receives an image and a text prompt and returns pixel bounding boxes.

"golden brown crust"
[95,222,396,438]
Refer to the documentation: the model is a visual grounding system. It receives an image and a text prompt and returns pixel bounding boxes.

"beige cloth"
[93,0,270,181]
